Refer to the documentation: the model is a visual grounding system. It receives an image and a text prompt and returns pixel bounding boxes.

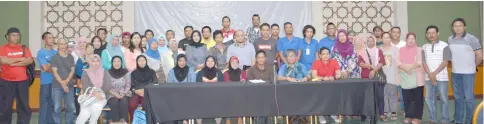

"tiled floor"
[13,99,482,124]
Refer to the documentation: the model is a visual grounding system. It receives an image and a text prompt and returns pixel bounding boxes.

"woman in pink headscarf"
[358,35,386,121]
[72,37,88,64]
[77,55,111,124]
[396,32,424,124]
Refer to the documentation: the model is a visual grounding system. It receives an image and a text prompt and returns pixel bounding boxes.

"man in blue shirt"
[36,32,57,124]
[278,49,309,82]
[299,25,319,70]
[318,22,337,51]
[277,22,302,65]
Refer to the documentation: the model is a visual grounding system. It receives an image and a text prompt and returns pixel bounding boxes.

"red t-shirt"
[311,59,340,77]
[0,44,32,81]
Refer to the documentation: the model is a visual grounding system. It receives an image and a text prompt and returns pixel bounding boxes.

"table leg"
[250,117,252,124]
[274,116,277,124]
[315,115,318,124]
[285,116,289,124]
[243,117,246,124]
[309,116,313,124]
[339,115,342,123]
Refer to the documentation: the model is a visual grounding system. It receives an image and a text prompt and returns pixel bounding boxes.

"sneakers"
[331,116,341,123]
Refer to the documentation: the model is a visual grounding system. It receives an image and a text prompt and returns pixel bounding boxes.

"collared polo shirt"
[444,32,481,74]
[391,40,406,48]
[299,39,319,70]
[422,41,449,81]
[318,36,336,52]
[201,38,216,50]
[277,36,302,57]
[247,64,274,82]
[311,59,340,77]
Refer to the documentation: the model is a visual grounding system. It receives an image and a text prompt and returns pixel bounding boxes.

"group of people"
[0,14,481,124]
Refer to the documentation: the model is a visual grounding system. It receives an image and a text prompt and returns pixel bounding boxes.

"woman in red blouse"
[358,35,386,121]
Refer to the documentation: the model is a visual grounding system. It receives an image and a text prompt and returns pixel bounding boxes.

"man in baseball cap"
[0,27,33,124]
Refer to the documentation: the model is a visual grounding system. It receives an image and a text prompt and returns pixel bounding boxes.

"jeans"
[52,86,76,124]
[39,84,54,124]
[424,81,450,123]
[451,73,476,123]
[0,79,31,124]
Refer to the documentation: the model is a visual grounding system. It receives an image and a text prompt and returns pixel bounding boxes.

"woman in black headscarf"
[128,55,157,120]
[106,56,130,123]
[167,54,196,83]
[196,56,224,82]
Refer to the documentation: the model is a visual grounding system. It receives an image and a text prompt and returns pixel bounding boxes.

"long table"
[144,79,377,124]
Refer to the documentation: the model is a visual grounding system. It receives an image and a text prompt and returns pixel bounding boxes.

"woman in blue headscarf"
[102,34,126,69]
[156,35,175,77]
[144,38,166,83]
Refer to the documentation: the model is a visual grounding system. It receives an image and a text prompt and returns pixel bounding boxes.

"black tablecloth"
[144,79,376,123]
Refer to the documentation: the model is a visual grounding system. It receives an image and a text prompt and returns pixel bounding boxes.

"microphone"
[273,60,277,84]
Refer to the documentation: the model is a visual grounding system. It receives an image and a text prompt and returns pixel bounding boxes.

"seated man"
[277,49,310,124]
[311,47,341,123]
[277,49,309,82]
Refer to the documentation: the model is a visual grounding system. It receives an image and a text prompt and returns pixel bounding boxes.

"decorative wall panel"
[321,1,393,35]
[43,1,123,39]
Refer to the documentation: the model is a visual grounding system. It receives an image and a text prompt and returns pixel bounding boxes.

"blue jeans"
[39,84,54,124]
[52,86,76,124]
[425,81,449,123]
[451,73,476,123]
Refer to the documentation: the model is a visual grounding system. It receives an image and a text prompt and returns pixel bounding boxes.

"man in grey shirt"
[253,23,277,65]
[226,30,256,70]
[441,18,483,124]
[51,38,76,124]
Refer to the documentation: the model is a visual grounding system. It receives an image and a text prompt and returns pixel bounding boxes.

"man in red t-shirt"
[0,27,33,124]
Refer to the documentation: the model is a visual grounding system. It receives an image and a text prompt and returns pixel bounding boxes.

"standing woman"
[74,43,95,116]
[381,32,399,120]
[107,56,131,123]
[195,56,224,124]
[358,35,386,121]
[332,29,361,78]
[144,38,167,83]
[91,36,104,57]
[186,30,209,71]
[396,33,424,124]
[224,56,247,82]
[141,35,148,51]
[72,37,88,64]
[129,55,158,119]
[168,54,197,83]
[169,39,179,64]
[77,55,111,124]
[157,35,175,77]
[353,36,365,57]
[102,34,125,70]
[125,32,144,72]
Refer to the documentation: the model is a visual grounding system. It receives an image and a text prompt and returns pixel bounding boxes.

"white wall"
[393,1,408,40]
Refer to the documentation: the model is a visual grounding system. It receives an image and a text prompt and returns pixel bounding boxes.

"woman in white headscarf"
[156,34,175,78]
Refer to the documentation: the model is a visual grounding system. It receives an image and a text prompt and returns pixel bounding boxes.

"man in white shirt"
[421,25,450,124]
[390,27,406,48]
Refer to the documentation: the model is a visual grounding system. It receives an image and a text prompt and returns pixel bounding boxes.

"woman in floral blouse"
[331,29,361,79]
[107,56,131,123]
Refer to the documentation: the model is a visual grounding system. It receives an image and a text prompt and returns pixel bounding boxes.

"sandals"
[403,118,412,124]
[411,119,421,124]
[380,115,388,122]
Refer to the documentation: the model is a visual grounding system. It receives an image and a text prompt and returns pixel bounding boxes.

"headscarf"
[190,30,205,48]
[400,33,418,64]
[85,55,104,88]
[106,34,124,58]
[92,36,104,56]
[144,38,160,60]
[353,36,365,56]
[228,56,242,81]
[131,55,155,83]
[156,34,169,54]
[109,56,129,79]
[334,29,354,58]
[174,54,189,82]
[75,37,88,57]
[202,56,217,80]
[361,35,379,66]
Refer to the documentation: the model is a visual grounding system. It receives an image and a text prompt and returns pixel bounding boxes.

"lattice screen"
[43,1,123,39]
[321,1,393,35]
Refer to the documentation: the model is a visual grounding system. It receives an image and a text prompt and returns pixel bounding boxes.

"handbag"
[366,49,387,85]
[22,45,36,86]
[77,87,96,107]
